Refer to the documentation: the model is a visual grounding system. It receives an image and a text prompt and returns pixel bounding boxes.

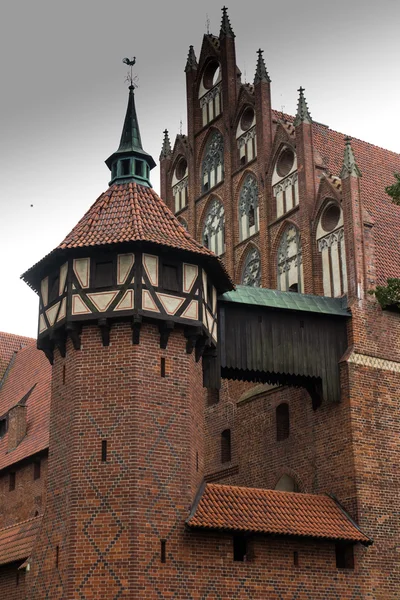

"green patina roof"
[220,285,350,317]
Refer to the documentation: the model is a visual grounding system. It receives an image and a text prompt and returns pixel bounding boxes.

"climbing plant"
[385,173,400,205]
[369,278,400,310]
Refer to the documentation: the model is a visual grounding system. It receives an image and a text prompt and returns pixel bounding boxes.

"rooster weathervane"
[123,57,138,88]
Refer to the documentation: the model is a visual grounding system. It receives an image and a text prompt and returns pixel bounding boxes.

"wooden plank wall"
[217,303,349,403]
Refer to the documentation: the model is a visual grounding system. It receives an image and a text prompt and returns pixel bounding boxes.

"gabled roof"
[187,483,371,545]
[0,332,34,381]
[220,285,350,317]
[0,343,51,471]
[0,516,42,566]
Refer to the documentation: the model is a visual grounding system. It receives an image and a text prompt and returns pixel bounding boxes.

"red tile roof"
[187,483,371,545]
[312,122,400,285]
[0,343,51,471]
[0,332,34,381]
[0,516,42,566]
[58,182,216,257]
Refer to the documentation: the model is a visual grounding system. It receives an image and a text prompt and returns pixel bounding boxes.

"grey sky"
[1,0,399,337]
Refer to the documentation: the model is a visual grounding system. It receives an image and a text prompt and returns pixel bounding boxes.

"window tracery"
[277,224,303,292]
[202,198,225,256]
[272,146,299,218]
[239,175,259,241]
[199,61,222,126]
[316,202,347,297]
[241,247,261,287]
[201,131,224,193]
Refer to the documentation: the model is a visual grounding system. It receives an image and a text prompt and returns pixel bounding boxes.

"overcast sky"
[1,0,399,338]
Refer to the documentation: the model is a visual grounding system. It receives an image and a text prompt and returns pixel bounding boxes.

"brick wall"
[0,563,26,600]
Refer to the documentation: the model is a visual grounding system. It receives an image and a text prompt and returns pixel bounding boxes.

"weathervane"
[123,56,138,88]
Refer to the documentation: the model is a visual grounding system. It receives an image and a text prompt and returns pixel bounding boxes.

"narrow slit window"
[163,264,179,292]
[160,540,166,563]
[293,551,299,566]
[62,364,66,385]
[9,472,16,491]
[33,461,41,480]
[221,429,231,463]
[233,535,247,562]
[121,159,130,176]
[56,546,59,568]
[161,357,166,378]
[276,403,290,441]
[101,440,107,462]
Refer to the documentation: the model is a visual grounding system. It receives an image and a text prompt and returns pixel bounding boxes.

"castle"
[1,7,400,599]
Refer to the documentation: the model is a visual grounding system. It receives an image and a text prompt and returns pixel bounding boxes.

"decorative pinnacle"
[185,45,198,73]
[254,49,271,85]
[160,129,172,160]
[340,136,362,179]
[294,86,312,126]
[220,6,235,38]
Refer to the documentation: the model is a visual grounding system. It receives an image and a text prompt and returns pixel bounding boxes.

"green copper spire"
[105,61,156,187]
[254,49,271,85]
[340,136,362,179]
[185,45,198,73]
[294,87,312,126]
[160,129,172,160]
[220,6,235,38]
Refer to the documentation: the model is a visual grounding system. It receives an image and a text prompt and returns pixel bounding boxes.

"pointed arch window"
[202,198,225,256]
[239,174,259,241]
[316,201,347,297]
[241,247,261,287]
[277,224,303,292]
[201,131,224,193]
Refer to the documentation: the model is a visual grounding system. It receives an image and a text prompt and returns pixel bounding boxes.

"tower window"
[239,174,259,241]
[276,403,290,441]
[335,543,354,569]
[94,260,113,288]
[202,198,225,256]
[48,273,60,303]
[121,159,131,176]
[221,429,231,463]
[233,535,247,561]
[134,160,143,177]
[9,472,16,491]
[163,263,179,292]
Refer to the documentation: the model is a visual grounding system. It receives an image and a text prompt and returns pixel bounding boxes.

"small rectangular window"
[121,159,131,176]
[56,545,60,568]
[0,419,7,438]
[160,357,166,378]
[48,273,60,303]
[335,543,354,569]
[163,264,179,292]
[33,461,41,480]
[94,260,113,288]
[293,551,299,566]
[221,429,231,463]
[9,472,16,491]
[101,440,107,462]
[134,160,143,177]
[233,535,247,562]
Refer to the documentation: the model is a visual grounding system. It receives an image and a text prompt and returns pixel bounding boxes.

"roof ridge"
[0,515,42,534]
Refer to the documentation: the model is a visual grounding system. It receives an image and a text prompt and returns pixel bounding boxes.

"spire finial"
[160,129,172,160]
[220,6,235,38]
[294,86,312,126]
[254,49,271,84]
[340,136,362,179]
[185,45,198,73]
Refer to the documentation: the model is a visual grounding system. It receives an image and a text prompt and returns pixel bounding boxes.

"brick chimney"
[8,404,27,450]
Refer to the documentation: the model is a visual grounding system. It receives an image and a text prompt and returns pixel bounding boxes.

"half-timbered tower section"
[160,7,400,598]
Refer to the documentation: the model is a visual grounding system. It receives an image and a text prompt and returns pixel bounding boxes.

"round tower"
[22,70,232,599]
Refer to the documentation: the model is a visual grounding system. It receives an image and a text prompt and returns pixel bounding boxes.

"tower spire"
[160,129,172,160]
[220,6,235,38]
[340,136,362,178]
[294,87,312,126]
[254,49,271,84]
[105,59,156,187]
[185,45,198,72]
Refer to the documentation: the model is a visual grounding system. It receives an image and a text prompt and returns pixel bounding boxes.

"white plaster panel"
[73,258,90,288]
[117,254,134,285]
[87,291,118,312]
[157,293,185,315]
[39,314,47,334]
[183,264,198,293]
[181,300,199,321]
[72,295,91,315]
[59,262,68,295]
[41,277,49,307]
[202,270,207,302]
[45,302,60,327]
[115,289,134,311]
[321,247,332,297]
[341,236,348,294]
[57,297,67,322]
[142,290,159,312]
[143,254,159,287]
[331,240,341,297]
